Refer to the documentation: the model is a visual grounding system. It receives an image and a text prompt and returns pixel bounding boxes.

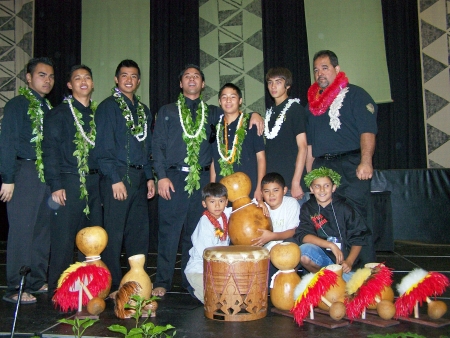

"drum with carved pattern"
[203,245,270,321]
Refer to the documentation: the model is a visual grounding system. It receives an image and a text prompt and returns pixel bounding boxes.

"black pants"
[154,170,210,291]
[47,173,102,294]
[101,167,149,290]
[313,153,376,263]
[6,160,51,294]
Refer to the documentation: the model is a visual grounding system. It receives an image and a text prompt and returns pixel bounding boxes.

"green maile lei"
[19,86,52,182]
[65,96,97,215]
[112,87,148,184]
[216,112,249,177]
[176,92,208,195]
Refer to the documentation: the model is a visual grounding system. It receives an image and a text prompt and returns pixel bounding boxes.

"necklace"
[307,72,349,116]
[19,86,52,182]
[112,87,147,142]
[203,210,228,241]
[65,96,97,215]
[176,93,209,195]
[264,98,300,139]
[216,112,249,177]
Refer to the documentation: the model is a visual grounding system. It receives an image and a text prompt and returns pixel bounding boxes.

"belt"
[317,149,361,160]
[16,156,35,161]
[61,169,99,176]
[129,164,144,170]
[168,165,210,172]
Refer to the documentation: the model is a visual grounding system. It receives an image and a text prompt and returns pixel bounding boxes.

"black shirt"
[0,88,52,183]
[42,98,97,192]
[153,96,221,180]
[94,93,153,184]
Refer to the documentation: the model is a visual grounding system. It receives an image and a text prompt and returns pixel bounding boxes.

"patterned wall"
[418,0,450,168]
[199,0,264,114]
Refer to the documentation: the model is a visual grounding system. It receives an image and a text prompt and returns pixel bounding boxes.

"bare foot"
[152,287,166,297]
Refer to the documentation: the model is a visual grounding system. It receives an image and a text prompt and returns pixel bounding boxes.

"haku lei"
[112,87,147,142]
[264,98,300,139]
[203,210,228,241]
[65,96,97,215]
[176,93,208,195]
[19,86,52,182]
[216,112,249,177]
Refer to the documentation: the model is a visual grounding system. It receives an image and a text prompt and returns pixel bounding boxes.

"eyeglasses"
[209,124,216,143]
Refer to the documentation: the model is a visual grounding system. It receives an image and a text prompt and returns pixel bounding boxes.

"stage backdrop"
[81,0,150,106]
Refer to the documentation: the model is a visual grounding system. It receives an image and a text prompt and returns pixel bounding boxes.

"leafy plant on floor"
[58,318,98,338]
[108,294,176,338]
[367,333,427,338]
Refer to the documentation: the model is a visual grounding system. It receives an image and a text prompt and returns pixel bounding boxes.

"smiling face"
[26,63,55,97]
[267,76,289,104]
[313,56,340,89]
[262,182,287,210]
[180,67,204,100]
[67,68,93,101]
[309,176,336,207]
[202,195,228,219]
[219,87,242,117]
[115,66,140,100]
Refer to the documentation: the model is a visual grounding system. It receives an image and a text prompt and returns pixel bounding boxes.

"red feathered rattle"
[395,268,449,319]
[291,268,344,325]
[345,263,395,320]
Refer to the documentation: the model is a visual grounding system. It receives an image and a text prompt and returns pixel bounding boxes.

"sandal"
[32,283,48,294]
[3,292,37,304]
[151,287,166,297]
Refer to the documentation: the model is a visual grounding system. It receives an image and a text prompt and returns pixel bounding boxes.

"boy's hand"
[255,200,270,216]
[251,229,273,246]
[329,243,344,264]
[341,260,353,273]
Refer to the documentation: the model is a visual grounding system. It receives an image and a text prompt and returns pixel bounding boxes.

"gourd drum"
[203,246,270,321]
[220,172,272,245]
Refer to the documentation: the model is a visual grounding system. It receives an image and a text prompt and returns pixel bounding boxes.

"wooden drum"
[203,246,270,321]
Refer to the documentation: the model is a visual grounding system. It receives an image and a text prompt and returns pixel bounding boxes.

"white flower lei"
[264,98,300,139]
[329,87,349,132]
[216,113,245,162]
[177,99,206,139]
[67,97,95,146]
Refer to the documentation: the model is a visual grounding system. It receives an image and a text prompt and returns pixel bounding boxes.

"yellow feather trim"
[346,267,371,295]
[57,262,87,288]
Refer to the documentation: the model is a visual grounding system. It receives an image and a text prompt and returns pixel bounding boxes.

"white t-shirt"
[264,196,300,251]
[185,207,232,275]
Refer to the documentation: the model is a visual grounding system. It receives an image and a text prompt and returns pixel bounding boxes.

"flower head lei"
[304,166,341,188]
[176,93,209,195]
[112,87,147,142]
[264,98,300,139]
[64,96,97,215]
[19,86,53,182]
[216,112,249,177]
[203,210,228,241]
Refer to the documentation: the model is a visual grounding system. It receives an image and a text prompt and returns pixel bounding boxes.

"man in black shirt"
[94,60,155,290]
[42,65,102,295]
[0,57,54,304]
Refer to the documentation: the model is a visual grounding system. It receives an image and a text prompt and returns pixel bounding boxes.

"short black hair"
[202,182,228,201]
[179,64,205,82]
[27,57,54,74]
[219,83,242,99]
[67,64,93,82]
[115,59,141,78]
[261,172,286,188]
[313,50,339,67]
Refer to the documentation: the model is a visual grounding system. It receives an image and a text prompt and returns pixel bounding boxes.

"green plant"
[108,294,176,338]
[367,333,426,338]
[58,318,98,338]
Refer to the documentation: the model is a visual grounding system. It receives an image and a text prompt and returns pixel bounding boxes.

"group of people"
[0,49,378,306]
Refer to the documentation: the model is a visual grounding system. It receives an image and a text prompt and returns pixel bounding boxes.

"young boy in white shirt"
[185,182,232,303]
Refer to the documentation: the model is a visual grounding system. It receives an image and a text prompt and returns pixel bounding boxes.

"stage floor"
[0,241,449,337]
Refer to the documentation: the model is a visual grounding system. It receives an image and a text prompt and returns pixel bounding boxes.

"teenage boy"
[0,57,54,304]
[94,60,155,291]
[211,83,266,201]
[42,65,102,295]
[185,182,232,303]
[264,68,308,205]
[293,167,369,281]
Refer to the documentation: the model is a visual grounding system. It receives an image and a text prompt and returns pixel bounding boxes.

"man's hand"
[356,162,373,180]
[290,182,305,200]
[0,183,14,202]
[52,189,66,206]
[147,180,155,199]
[248,112,264,136]
[112,182,127,201]
[158,178,175,200]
